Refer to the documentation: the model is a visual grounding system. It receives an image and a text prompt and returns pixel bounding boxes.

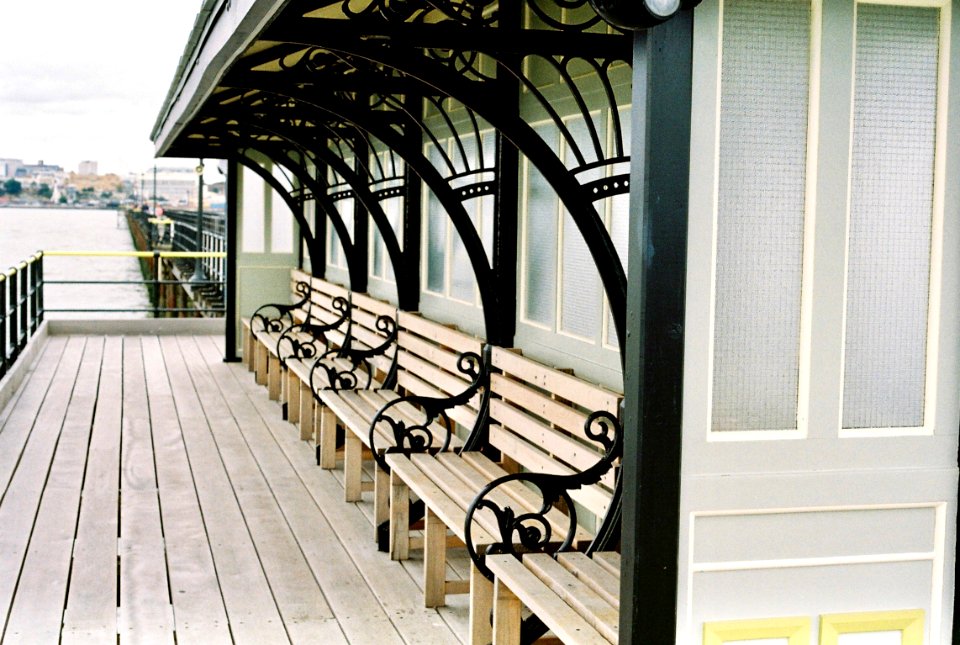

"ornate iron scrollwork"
[308,313,399,394]
[464,408,622,581]
[368,350,488,472]
[277,295,351,368]
[250,280,313,340]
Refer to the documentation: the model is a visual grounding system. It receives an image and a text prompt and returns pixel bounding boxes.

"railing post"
[152,251,161,318]
[8,268,19,363]
[35,253,44,326]
[0,273,7,380]
[18,263,28,353]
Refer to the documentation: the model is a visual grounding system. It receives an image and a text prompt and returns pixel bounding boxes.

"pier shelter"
[148,0,960,642]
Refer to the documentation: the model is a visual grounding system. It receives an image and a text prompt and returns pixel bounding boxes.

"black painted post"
[0,273,7,380]
[400,95,422,312]
[35,253,43,325]
[352,136,369,294]
[152,251,161,319]
[17,263,27,351]
[224,159,241,362]
[7,268,19,363]
[619,13,694,645]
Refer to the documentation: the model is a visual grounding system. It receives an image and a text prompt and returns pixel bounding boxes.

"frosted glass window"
[450,207,477,302]
[329,198,354,270]
[712,0,810,431]
[560,118,602,339]
[425,144,447,293]
[241,167,264,253]
[524,160,558,325]
[270,190,294,253]
[842,5,939,429]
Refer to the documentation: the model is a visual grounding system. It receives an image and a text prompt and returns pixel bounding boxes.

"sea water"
[0,208,150,318]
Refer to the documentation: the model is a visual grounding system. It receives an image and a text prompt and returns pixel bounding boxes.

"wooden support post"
[470,563,494,645]
[374,463,389,531]
[423,507,447,608]
[318,405,337,469]
[255,343,268,385]
[389,470,410,561]
[492,578,522,645]
[267,356,281,400]
[299,382,313,441]
[287,371,300,425]
[343,432,362,502]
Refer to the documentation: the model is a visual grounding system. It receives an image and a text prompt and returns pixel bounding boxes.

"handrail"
[1,253,43,381]
[43,250,226,259]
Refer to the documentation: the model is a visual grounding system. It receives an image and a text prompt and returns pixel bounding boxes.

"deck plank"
[158,335,291,645]
[140,336,233,644]
[0,336,85,639]
[4,338,104,644]
[194,334,469,644]
[175,336,347,644]
[63,336,123,644]
[119,336,175,644]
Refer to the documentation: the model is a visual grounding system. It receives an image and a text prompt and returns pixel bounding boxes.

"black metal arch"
[206,118,413,308]
[253,30,629,363]
[200,85,506,343]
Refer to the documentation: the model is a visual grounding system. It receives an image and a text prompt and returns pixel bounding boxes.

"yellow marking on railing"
[43,250,226,259]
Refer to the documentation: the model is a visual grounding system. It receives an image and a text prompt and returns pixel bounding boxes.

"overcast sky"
[0,1,204,177]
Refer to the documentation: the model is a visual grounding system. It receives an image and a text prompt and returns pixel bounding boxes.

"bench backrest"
[394,311,486,433]
[487,346,622,524]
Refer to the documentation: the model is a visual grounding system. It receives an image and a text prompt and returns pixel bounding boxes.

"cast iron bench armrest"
[369,348,490,473]
[250,279,312,340]
[464,408,622,582]
[308,312,399,393]
[277,295,350,368]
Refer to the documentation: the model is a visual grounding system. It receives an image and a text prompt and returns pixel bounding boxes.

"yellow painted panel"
[704,616,811,645]
[819,609,924,645]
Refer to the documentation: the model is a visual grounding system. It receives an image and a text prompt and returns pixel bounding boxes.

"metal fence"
[0,254,43,381]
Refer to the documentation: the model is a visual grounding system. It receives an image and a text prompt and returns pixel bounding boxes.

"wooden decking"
[0,333,471,644]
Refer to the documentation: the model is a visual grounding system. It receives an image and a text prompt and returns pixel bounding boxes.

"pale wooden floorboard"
[0,333,473,644]
[62,336,123,644]
[194,335,470,643]
[4,338,103,644]
[0,336,86,640]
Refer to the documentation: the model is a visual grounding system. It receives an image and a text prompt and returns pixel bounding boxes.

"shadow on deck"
[0,326,470,644]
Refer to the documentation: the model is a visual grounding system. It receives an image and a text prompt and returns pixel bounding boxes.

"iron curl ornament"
[277,295,350,368]
[308,313,399,394]
[464,408,622,581]
[368,350,489,472]
[250,280,313,341]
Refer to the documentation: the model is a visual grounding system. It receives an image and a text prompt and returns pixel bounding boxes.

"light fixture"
[588,0,700,29]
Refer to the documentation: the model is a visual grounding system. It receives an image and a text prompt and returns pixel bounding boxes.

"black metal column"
[351,134,369,294]
[619,13,694,644]
[399,94,422,312]
[224,159,241,362]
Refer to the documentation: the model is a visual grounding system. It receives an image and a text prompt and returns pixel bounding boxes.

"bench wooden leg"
[343,432,363,502]
[374,463,389,535]
[255,343,268,385]
[287,372,300,425]
[242,326,252,369]
[318,405,337,469]
[299,383,313,442]
[470,563,493,645]
[267,357,282,400]
[424,507,447,607]
[492,578,521,645]
[389,470,410,560]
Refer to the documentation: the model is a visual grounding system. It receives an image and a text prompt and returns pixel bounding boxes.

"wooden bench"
[485,551,620,644]
[381,346,622,644]
[311,311,488,540]
[285,290,399,441]
[241,271,350,396]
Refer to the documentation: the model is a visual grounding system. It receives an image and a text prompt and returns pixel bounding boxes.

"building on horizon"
[78,160,98,176]
[0,159,24,179]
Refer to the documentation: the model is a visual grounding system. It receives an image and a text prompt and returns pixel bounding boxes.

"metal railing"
[42,250,227,318]
[1,254,43,381]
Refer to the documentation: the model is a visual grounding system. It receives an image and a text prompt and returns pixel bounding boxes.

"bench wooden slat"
[397,312,480,354]
[487,555,614,645]
[490,399,613,477]
[491,347,621,414]
[524,553,619,643]
[557,552,620,607]
[488,425,613,515]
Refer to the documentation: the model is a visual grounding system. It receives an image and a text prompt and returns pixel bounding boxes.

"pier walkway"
[0,332,470,644]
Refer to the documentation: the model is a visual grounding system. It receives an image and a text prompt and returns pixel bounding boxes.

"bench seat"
[486,552,620,645]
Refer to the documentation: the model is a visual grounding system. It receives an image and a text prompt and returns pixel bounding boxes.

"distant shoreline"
[0,203,123,210]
